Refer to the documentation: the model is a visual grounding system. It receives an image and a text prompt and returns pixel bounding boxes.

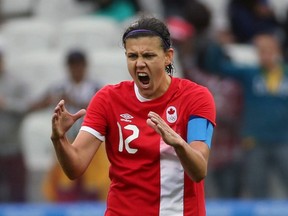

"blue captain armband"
[187,116,214,148]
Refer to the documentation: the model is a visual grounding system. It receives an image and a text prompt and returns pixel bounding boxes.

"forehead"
[125,36,163,51]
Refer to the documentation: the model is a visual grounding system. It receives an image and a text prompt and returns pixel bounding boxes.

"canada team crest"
[166,106,177,123]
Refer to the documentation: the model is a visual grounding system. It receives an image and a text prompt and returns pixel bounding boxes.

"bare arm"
[147,111,209,182]
[51,100,102,180]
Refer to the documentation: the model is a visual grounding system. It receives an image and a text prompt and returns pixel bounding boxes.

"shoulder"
[87,81,134,112]
[173,77,212,97]
[173,77,216,124]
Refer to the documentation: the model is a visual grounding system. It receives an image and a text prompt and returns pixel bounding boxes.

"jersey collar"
[134,84,152,102]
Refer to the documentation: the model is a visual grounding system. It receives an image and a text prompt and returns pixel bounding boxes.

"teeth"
[138,73,148,77]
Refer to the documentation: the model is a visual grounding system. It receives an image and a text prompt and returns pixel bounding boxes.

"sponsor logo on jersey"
[166,106,177,123]
[120,113,134,122]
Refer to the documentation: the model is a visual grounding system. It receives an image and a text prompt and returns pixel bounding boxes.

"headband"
[124,29,171,49]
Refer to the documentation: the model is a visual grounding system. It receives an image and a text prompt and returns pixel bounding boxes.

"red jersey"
[81,77,216,216]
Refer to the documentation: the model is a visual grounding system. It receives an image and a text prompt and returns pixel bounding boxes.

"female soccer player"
[51,16,216,216]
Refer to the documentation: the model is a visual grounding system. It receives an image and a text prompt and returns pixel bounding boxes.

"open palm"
[51,100,86,140]
[147,111,183,147]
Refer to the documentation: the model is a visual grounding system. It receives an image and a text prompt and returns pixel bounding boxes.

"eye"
[143,53,156,60]
[127,53,137,60]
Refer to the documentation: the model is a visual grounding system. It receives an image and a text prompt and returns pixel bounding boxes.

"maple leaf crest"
[168,108,175,115]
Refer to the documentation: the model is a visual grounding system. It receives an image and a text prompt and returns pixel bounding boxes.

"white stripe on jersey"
[80,126,105,141]
[159,139,184,216]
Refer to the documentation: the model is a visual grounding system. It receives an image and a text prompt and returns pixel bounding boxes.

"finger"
[54,100,66,117]
[73,109,86,120]
[149,111,168,125]
[148,116,158,124]
[54,100,63,111]
[147,118,162,135]
[157,124,165,135]
[147,118,156,128]
[54,105,61,113]
[155,123,165,136]
[150,116,167,130]
[148,112,161,124]
[54,105,62,117]
[148,111,160,119]
[51,113,58,123]
[58,100,65,112]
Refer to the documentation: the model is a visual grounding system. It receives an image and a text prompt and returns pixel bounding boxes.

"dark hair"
[122,17,174,75]
[66,50,87,65]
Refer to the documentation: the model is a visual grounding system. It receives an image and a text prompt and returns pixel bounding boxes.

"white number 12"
[117,122,139,154]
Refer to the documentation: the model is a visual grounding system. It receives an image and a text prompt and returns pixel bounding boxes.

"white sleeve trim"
[80,126,105,142]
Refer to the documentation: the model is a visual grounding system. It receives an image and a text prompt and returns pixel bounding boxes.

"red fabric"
[82,77,215,215]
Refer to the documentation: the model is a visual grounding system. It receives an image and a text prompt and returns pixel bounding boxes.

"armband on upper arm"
[187,116,214,148]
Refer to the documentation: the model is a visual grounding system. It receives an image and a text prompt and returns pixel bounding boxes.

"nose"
[136,57,145,68]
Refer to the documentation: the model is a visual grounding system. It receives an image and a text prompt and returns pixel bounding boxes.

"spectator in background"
[30,50,100,121]
[168,11,245,198]
[165,0,212,74]
[188,69,244,199]
[30,50,109,202]
[77,0,141,22]
[162,0,211,35]
[204,33,288,198]
[282,8,288,62]
[0,51,30,202]
[161,0,190,18]
[227,0,279,43]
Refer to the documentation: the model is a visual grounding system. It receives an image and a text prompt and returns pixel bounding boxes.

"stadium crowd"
[1,0,288,203]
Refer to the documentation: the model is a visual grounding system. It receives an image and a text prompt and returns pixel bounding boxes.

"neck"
[153,75,172,99]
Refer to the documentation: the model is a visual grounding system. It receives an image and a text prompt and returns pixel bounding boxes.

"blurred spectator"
[30,50,109,202]
[188,69,244,198]
[227,0,279,43]
[161,0,189,18]
[0,51,30,202]
[165,0,212,73]
[282,8,288,62]
[163,0,211,35]
[78,0,141,22]
[181,0,212,36]
[176,35,244,198]
[165,3,243,198]
[168,5,245,197]
[204,33,288,198]
[207,77,243,198]
[30,50,100,120]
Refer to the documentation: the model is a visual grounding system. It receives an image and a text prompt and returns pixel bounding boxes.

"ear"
[165,48,174,66]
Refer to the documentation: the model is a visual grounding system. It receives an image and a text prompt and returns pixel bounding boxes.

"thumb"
[73,109,86,120]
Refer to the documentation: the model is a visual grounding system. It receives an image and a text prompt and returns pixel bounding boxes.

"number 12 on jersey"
[117,122,139,154]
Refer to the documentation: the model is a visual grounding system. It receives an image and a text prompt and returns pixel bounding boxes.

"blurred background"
[1,0,288,215]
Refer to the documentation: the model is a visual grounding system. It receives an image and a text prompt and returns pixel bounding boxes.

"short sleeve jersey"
[81,77,216,216]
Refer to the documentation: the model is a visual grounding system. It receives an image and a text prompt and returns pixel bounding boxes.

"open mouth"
[138,72,150,85]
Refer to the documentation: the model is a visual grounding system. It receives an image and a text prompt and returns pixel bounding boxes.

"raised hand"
[147,111,184,147]
[51,100,86,141]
